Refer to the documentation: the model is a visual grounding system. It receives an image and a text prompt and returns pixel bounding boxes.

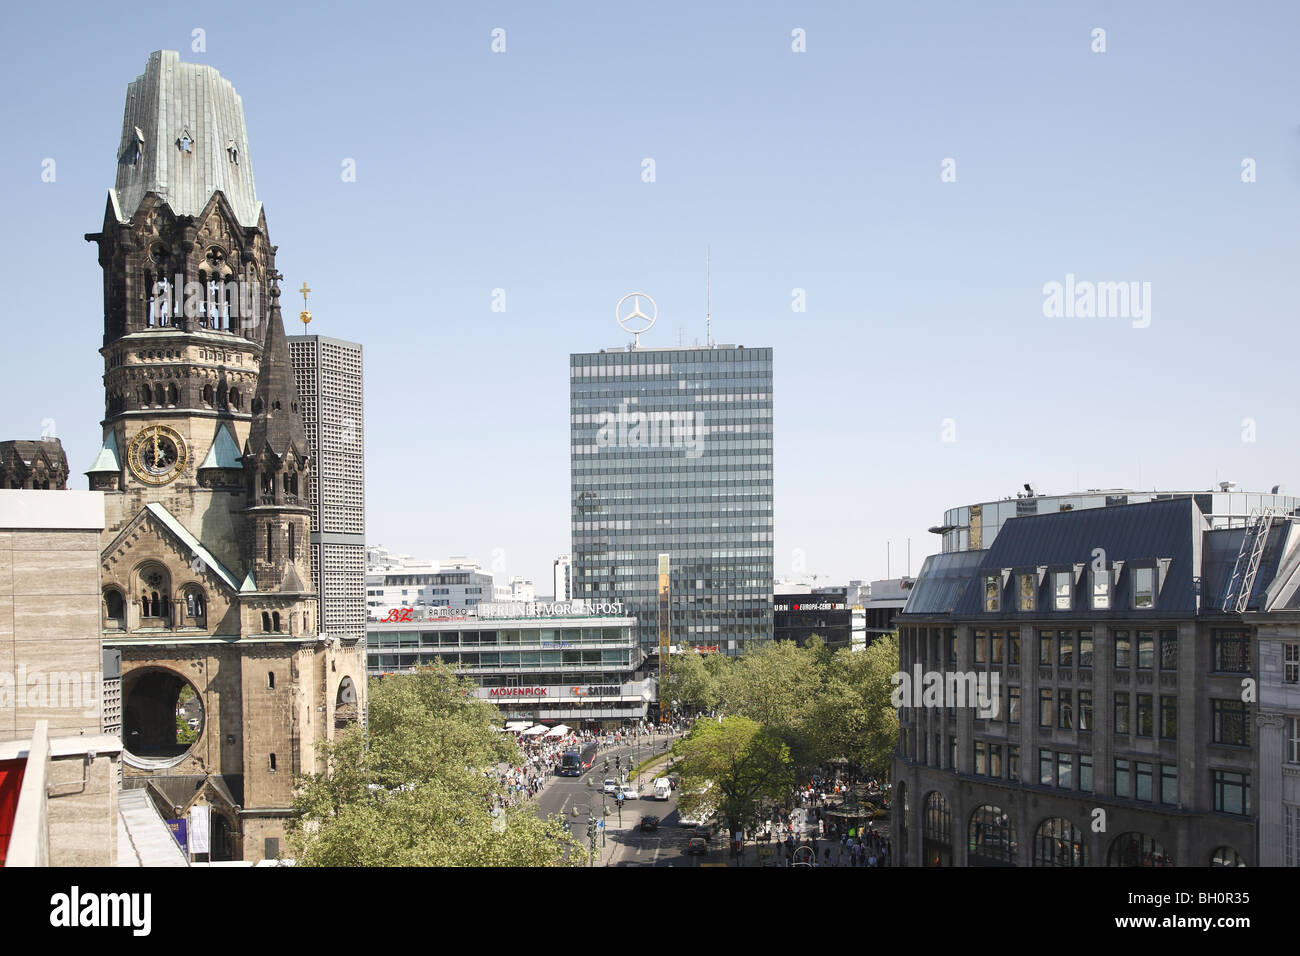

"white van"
[653,777,672,801]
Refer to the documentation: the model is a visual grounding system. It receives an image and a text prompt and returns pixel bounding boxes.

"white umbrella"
[543,724,570,738]
[522,725,549,736]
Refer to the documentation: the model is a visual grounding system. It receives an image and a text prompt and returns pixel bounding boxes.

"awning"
[543,724,570,738]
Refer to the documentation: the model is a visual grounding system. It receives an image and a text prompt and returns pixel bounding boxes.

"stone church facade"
[78,50,365,861]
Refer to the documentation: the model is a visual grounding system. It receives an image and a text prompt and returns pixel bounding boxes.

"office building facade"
[892,494,1300,867]
[366,555,504,617]
[366,601,649,726]
[569,345,774,655]
[774,589,852,648]
[288,334,366,640]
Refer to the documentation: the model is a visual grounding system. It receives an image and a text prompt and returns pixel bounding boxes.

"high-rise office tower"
[569,343,774,656]
[288,333,366,640]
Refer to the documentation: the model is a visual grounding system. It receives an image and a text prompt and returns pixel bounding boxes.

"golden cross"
[298,281,312,329]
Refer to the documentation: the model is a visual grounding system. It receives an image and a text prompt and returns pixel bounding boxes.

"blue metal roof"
[903,551,985,616]
[905,497,1212,620]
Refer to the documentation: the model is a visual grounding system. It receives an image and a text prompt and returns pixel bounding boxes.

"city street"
[530,731,736,867]
[530,730,876,867]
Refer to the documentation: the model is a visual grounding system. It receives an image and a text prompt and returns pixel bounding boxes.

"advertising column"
[658,553,670,721]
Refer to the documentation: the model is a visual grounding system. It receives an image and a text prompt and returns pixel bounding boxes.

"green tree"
[722,639,824,768]
[288,663,580,866]
[671,716,792,837]
[808,634,900,777]
[664,650,721,713]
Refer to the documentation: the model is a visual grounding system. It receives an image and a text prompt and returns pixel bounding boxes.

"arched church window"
[217,384,228,407]
[203,384,214,407]
[166,383,178,406]
[154,385,166,406]
[229,388,241,410]
[103,587,125,629]
[138,564,171,621]
[139,386,151,407]
[272,611,282,632]
[184,587,206,625]
[262,611,272,633]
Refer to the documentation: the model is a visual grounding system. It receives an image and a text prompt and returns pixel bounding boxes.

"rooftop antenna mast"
[705,246,712,348]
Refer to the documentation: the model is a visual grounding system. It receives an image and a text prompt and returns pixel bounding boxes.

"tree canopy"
[684,633,900,778]
[670,715,793,835]
[288,664,579,866]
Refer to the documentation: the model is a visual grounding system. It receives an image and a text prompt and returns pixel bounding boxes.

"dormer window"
[983,575,1000,612]
[1053,571,1072,610]
[1091,569,1110,609]
[178,129,193,153]
[1133,567,1155,609]
[1019,574,1035,611]
[226,139,239,165]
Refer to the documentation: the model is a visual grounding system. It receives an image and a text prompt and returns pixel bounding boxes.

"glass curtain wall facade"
[570,346,774,655]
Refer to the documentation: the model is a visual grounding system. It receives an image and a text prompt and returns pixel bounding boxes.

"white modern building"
[365,554,504,618]
[366,600,651,726]
[553,554,572,601]
[509,576,536,602]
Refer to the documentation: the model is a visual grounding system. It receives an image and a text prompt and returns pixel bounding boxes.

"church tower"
[240,281,316,635]
[87,51,365,862]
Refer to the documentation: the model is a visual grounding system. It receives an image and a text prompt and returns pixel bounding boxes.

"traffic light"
[615,755,621,769]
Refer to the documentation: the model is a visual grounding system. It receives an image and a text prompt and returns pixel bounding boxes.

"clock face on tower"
[126,424,189,486]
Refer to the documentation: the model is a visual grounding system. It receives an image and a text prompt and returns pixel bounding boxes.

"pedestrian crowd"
[754,767,892,867]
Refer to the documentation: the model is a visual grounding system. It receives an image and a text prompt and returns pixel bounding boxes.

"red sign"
[489,687,548,697]
[0,759,25,866]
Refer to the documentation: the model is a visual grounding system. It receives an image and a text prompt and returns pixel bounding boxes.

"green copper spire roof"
[86,431,121,474]
[199,423,243,470]
[111,51,262,227]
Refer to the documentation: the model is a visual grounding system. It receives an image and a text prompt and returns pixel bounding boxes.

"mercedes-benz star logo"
[616,292,658,335]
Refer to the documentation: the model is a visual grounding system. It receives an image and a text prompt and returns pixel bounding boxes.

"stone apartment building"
[891,494,1300,867]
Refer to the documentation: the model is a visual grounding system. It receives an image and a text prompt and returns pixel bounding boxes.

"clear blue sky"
[2,1,1297,590]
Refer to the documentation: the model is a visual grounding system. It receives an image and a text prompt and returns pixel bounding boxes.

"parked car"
[639,815,660,832]
[686,837,708,855]
[603,778,618,794]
